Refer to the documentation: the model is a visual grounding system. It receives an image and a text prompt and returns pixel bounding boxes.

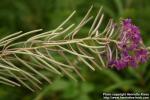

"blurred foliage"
[0,0,150,100]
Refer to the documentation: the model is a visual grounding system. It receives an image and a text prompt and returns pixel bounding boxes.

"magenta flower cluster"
[109,19,149,70]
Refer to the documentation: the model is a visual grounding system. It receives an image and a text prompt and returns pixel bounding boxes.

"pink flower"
[109,19,149,70]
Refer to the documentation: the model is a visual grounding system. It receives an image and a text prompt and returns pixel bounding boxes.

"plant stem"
[0,37,119,57]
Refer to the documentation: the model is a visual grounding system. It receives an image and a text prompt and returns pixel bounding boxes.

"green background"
[0,0,150,100]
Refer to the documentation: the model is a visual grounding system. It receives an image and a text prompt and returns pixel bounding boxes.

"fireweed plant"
[0,6,149,91]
